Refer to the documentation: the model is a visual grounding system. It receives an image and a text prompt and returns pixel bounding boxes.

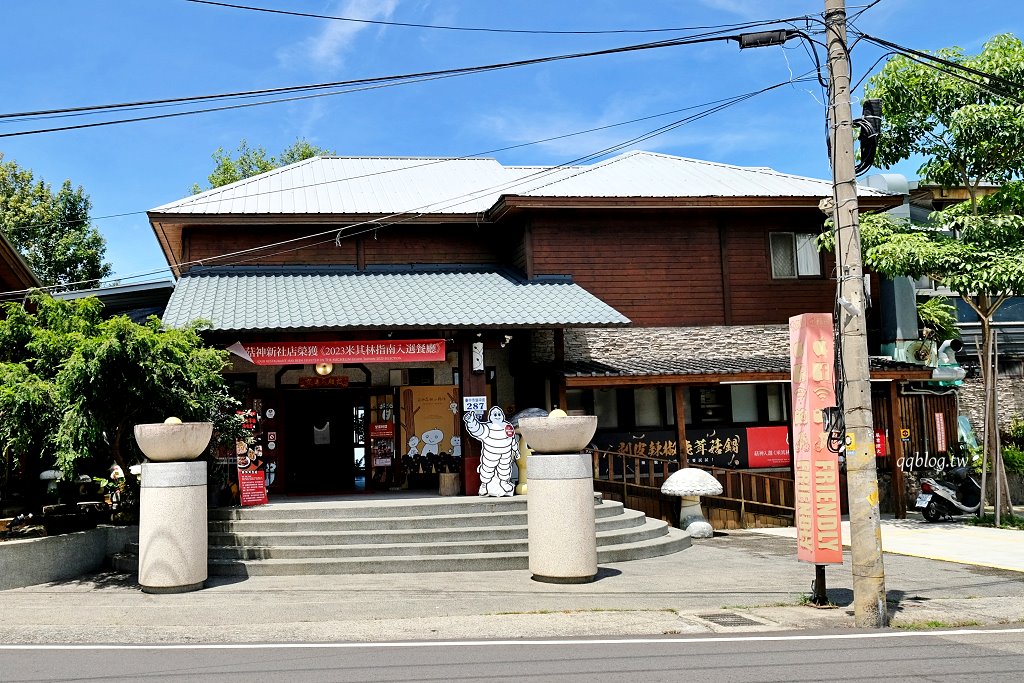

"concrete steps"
[112,494,690,576]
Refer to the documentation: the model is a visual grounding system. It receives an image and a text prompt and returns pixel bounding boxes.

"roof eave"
[488,194,903,220]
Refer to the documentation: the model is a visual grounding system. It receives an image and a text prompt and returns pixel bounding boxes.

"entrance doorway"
[284,389,362,494]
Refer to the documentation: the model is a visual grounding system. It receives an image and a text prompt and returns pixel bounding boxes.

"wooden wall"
[528,208,835,326]
[721,212,837,324]
[173,206,838,328]
[179,223,515,270]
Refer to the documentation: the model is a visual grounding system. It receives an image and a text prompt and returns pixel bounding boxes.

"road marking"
[1,627,1022,650]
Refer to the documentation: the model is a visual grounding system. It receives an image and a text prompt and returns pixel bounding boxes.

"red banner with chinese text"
[235,340,446,365]
[746,426,791,468]
[790,313,843,565]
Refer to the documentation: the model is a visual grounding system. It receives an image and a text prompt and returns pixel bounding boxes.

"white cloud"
[696,0,807,21]
[696,0,762,20]
[475,101,673,161]
[280,0,399,70]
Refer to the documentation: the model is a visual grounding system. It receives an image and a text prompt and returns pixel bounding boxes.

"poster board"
[398,386,462,481]
[235,408,268,507]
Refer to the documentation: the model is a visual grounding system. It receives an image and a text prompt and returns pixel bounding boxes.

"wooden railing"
[590,449,795,528]
[688,464,795,521]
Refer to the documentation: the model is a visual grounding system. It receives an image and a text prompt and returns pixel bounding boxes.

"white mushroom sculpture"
[661,468,723,538]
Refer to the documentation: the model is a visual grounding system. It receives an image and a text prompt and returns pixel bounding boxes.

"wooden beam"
[889,381,908,519]
[523,221,535,280]
[718,221,732,326]
[553,329,565,409]
[674,384,688,467]
[565,372,791,387]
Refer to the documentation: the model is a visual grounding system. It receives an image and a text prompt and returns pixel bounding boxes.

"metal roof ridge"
[622,150,894,195]
[152,155,325,211]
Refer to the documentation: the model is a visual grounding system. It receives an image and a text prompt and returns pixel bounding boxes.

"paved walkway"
[1,523,1022,643]
[747,515,1024,573]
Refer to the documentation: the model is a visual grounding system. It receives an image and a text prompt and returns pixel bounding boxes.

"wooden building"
[0,230,41,300]
[149,151,949,515]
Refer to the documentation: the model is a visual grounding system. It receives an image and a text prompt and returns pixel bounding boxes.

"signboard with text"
[591,426,789,470]
[370,422,394,439]
[462,395,487,415]
[685,427,746,468]
[790,313,843,565]
[238,468,268,507]
[746,426,791,468]
[233,340,446,365]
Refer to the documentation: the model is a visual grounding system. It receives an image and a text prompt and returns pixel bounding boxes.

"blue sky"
[3,0,1022,286]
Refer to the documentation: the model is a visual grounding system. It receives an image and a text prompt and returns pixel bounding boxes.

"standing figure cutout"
[464,407,519,497]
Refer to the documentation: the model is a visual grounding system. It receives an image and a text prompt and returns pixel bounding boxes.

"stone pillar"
[527,453,597,583]
[139,461,207,593]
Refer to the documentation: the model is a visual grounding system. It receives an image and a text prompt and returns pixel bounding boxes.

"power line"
[855,33,1024,97]
[0,21,801,125]
[4,91,810,235]
[0,75,812,299]
[184,0,810,36]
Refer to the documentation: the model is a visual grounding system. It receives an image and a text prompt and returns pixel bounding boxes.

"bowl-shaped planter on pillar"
[518,412,599,583]
[134,420,213,593]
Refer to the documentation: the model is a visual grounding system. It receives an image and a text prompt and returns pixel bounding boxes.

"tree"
[856,33,1024,521]
[191,138,335,194]
[0,294,235,502]
[0,154,112,291]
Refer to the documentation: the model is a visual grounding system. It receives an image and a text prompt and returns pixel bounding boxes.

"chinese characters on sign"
[237,340,447,365]
[684,428,744,468]
[790,313,842,565]
[298,376,350,389]
[746,426,792,468]
[462,395,487,416]
[934,412,947,453]
[591,426,791,470]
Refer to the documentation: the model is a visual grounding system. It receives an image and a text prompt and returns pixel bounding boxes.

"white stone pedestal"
[139,461,207,593]
[527,453,597,583]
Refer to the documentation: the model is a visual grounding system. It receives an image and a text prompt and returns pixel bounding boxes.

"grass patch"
[721,601,800,610]
[965,514,1024,530]
[893,619,981,631]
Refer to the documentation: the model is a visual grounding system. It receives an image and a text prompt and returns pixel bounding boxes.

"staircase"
[114,494,689,576]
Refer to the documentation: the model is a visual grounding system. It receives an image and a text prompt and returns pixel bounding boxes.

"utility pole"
[824,0,888,628]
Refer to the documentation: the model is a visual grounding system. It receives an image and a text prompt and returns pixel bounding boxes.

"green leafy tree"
[0,294,235,502]
[854,33,1024,519]
[191,138,335,194]
[916,296,960,341]
[0,154,112,291]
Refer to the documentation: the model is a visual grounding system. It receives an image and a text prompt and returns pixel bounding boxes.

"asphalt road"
[1,627,1023,683]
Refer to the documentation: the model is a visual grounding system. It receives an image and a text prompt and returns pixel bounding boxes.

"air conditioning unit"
[389,369,409,386]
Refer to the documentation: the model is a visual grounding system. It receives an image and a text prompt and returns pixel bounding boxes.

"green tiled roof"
[162,267,630,331]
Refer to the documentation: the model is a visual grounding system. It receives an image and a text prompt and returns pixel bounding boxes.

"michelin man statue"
[463,407,519,497]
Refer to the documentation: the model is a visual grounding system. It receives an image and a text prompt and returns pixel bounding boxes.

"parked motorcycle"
[915,467,982,522]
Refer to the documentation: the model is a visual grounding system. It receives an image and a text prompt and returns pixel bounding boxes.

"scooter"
[915,467,982,522]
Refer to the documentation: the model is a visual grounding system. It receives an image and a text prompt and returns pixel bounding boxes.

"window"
[633,387,662,427]
[566,388,587,416]
[767,383,788,421]
[730,384,759,423]
[593,389,619,429]
[770,232,822,278]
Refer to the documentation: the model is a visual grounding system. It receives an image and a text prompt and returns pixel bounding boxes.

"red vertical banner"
[790,314,843,565]
[934,413,947,453]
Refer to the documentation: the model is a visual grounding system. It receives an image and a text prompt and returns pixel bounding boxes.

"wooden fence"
[590,449,795,529]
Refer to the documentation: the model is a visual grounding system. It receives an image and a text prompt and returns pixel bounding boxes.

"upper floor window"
[770,232,822,278]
